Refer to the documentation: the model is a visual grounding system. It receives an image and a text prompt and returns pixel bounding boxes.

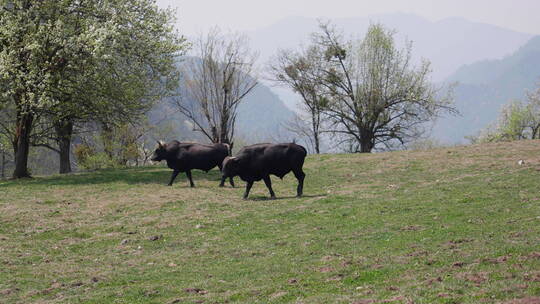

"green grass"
[1,140,540,303]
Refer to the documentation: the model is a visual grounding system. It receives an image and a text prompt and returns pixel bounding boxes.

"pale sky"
[157,0,540,35]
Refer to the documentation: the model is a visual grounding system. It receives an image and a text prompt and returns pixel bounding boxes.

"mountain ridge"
[433,35,540,143]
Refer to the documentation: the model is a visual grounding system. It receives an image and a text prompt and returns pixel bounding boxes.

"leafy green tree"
[0,131,11,179]
[0,0,187,177]
[474,84,540,143]
[524,85,540,139]
[305,22,454,153]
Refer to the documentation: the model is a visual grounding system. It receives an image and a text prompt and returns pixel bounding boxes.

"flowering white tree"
[0,0,187,177]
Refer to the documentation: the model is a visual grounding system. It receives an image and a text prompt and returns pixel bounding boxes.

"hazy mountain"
[148,57,295,143]
[249,14,533,110]
[251,13,533,82]
[433,36,540,143]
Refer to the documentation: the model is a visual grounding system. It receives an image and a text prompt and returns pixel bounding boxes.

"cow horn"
[157,140,165,147]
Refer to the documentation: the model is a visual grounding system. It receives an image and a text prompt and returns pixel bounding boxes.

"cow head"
[150,140,167,162]
[222,156,240,177]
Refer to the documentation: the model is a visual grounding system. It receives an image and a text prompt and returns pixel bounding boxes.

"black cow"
[151,140,234,187]
[221,143,307,199]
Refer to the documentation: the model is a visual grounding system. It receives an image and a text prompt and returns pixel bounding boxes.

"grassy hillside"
[1,141,539,304]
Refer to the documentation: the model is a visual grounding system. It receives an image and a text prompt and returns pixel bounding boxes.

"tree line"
[1,2,456,179]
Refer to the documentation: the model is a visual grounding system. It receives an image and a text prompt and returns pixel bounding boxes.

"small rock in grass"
[120,239,129,245]
[148,235,162,241]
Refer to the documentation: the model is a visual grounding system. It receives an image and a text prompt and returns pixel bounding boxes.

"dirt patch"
[352,300,375,304]
[406,250,428,257]
[425,276,443,286]
[452,261,465,267]
[523,272,540,282]
[443,238,474,249]
[499,297,540,304]
[400,225,422,231]
[318,266,335,273]
[326,274,344,281]
[0,288,20,295]
[380,296,406,303]
[455,272,488,285]
[482,255,510,264]
[270,291,287,299]
[184,288,208,295]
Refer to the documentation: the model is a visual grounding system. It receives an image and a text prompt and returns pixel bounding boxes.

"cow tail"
[224,143,231,156]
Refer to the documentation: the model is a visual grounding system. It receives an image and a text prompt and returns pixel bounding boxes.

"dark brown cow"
[221,143,307,199]
[151,140,234,187]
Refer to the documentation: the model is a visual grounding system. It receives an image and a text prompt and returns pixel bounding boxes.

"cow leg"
[243,181,254,200]
[219,175,226,187]
[263,175,276,199]
[293,169,305,197]
[229,177,235,188]
[168,170,180,186]
[186,170,195,187]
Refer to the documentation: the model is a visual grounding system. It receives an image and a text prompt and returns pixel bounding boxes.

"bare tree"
[313,22,455,152]
[269,46,326,153]
[176,28,258,149]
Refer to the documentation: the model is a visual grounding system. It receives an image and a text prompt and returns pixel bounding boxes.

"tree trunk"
[13,112,34,178]
[359,141,373,153]
[55,119,74,174]
[312,114,320,154]
[1,149,5,179]
[219,108,230,145]
[359,129,374,153]
[532,124,540,139]
[101,123,115,161]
